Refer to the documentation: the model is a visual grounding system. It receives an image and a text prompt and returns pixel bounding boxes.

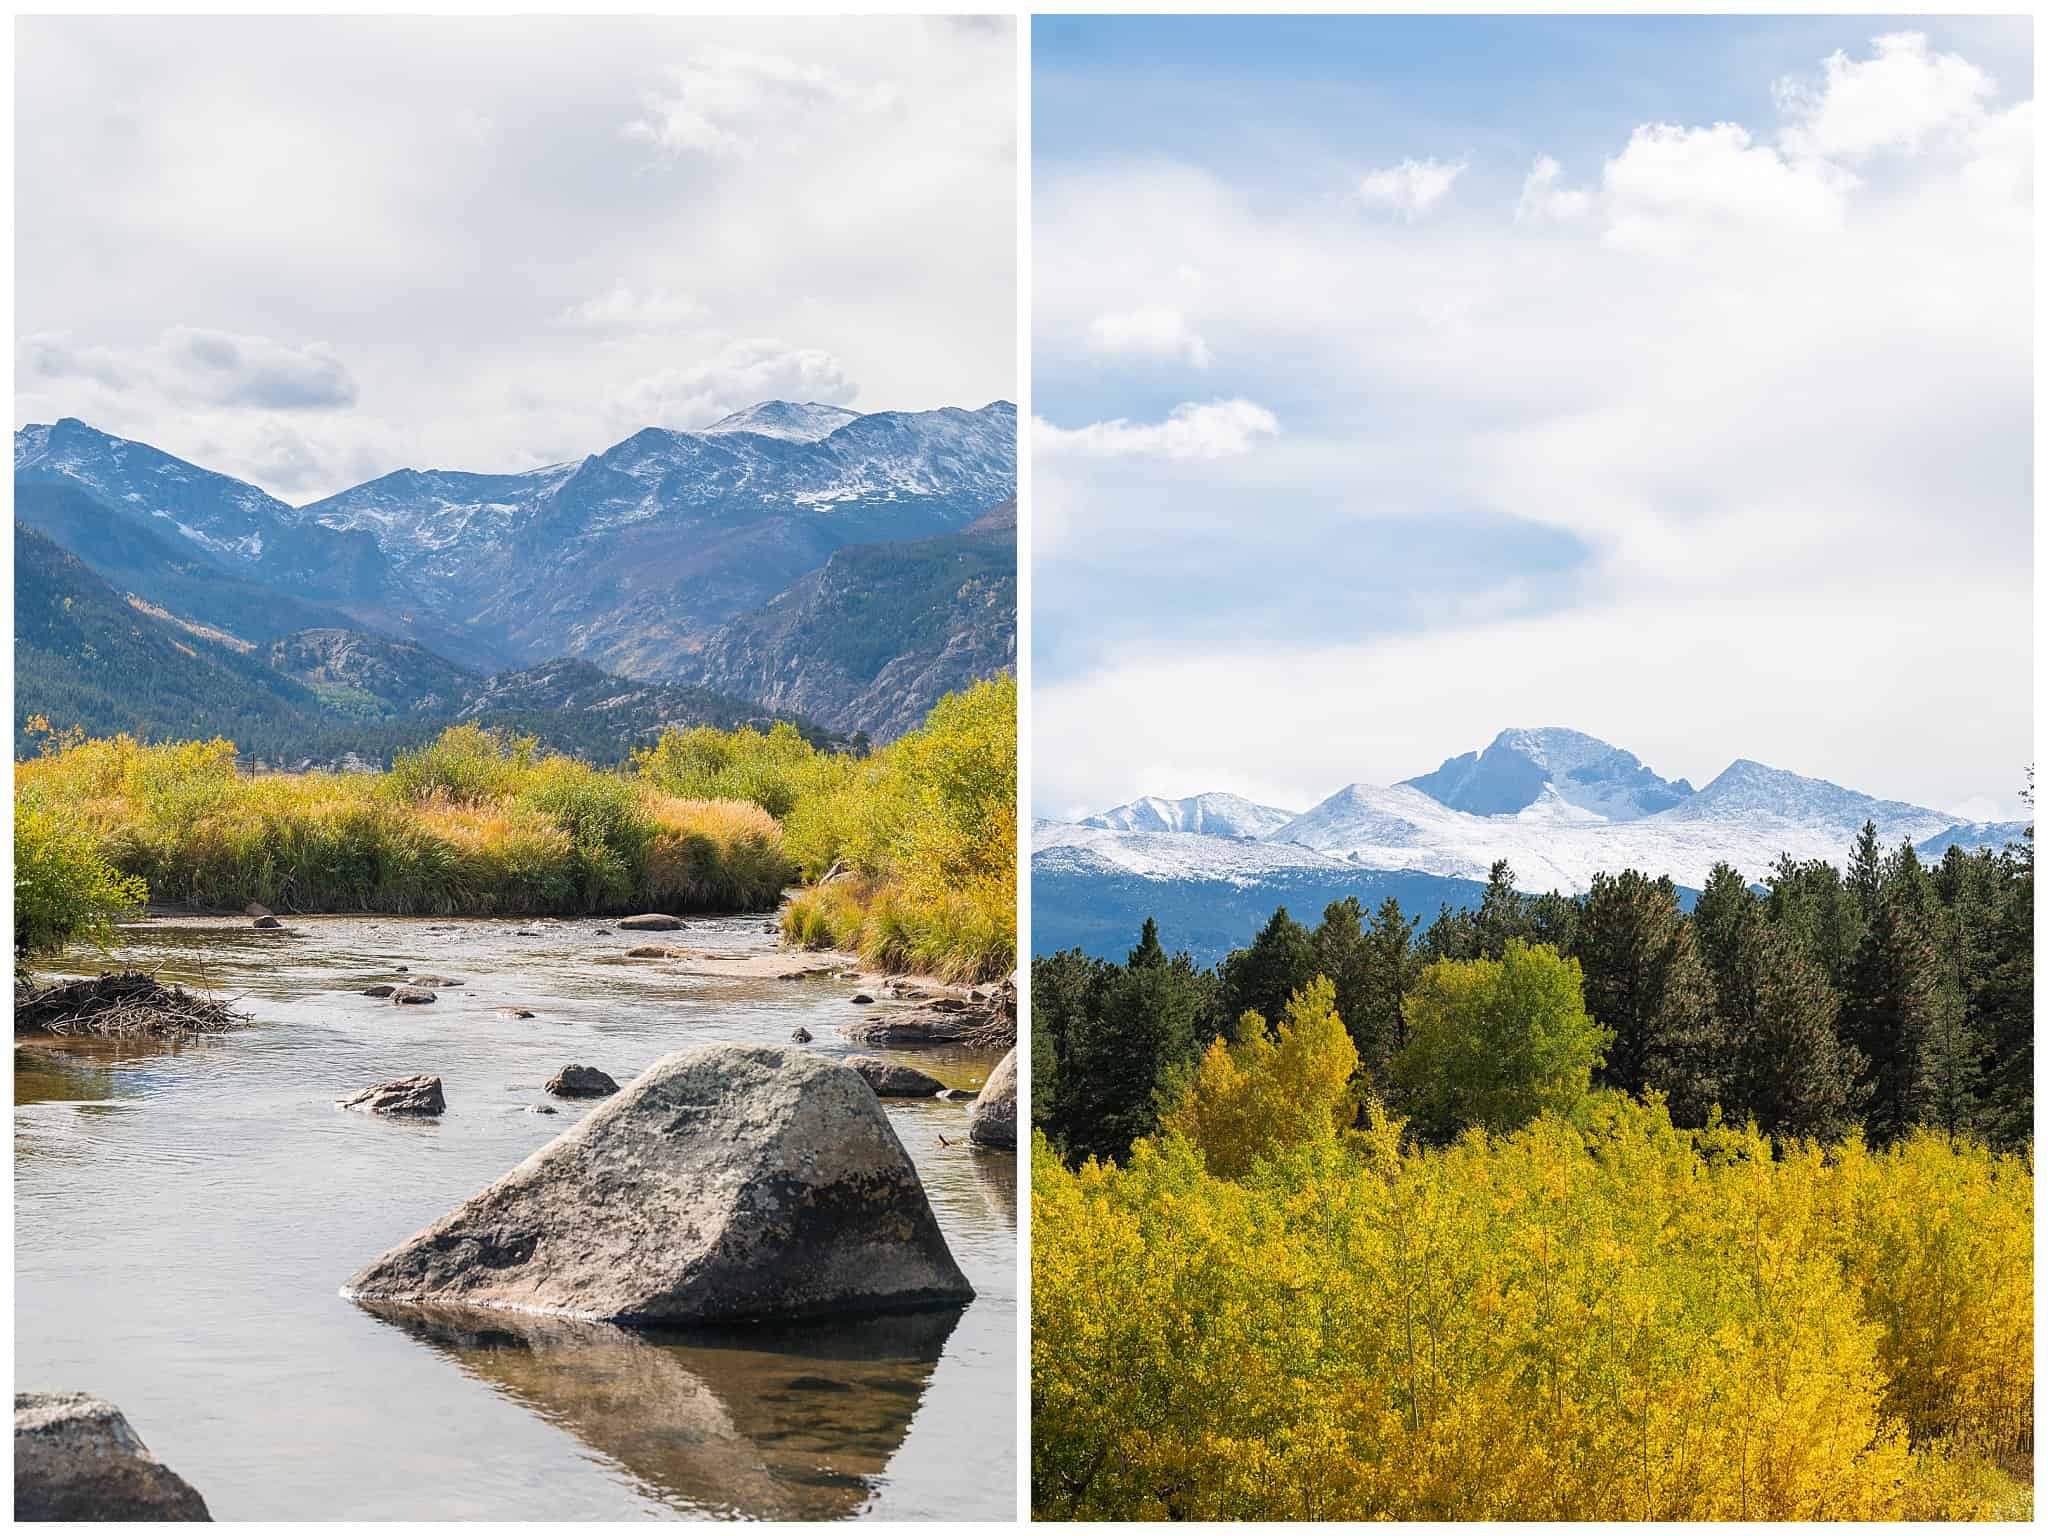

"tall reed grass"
[637,676,1017,982]
[14,724,788,920]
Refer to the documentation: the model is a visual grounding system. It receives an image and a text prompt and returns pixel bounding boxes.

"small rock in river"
[849,994,875,1006]
[338,1075,445,1117]
[846,1055,946,1098]
[525,1103,559,1116]
[624,945,673,959]
[391,986,438,1005]
[361,985,396,999]
[617,913,683,931]
[545,1064,620,1099]
[252,915,282,930]
[501,1008,536,1020]
[790,1026,813,1043]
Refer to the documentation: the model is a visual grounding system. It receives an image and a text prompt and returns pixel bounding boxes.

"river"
[13,912,1017,1520]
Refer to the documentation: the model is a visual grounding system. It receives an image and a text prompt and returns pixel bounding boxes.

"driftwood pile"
[14,972,247,1038]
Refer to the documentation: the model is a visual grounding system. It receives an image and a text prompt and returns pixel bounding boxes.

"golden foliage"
[13,728,788,921]
[1033,1086,2033,1521]
[1162,976,1359,1179]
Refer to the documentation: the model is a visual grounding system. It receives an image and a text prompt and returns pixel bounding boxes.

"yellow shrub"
[1032,1098,2033,1521]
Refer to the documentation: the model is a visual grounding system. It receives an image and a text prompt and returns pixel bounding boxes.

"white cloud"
[1035,399,1279,461]
[1601,122,1850,247]
[1777,31,1996,160]
[1033,28,2031,820]
[610,338,858,429]
[1086,307,1213,368]
[622,48,896,159]
[1964,100,2034,229]
[17,16,1015,498]
[1515,155,1591,222]
[1358,157,1467,218]
[19,326,357,410]
[560,283,701,332]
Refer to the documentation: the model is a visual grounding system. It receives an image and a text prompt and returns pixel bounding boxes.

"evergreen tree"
[1767,854,1863,989]
[1973,792,2034,1148]
[1571,869,1716,1107]
[1473,859,1535,959]
[1420,901,1478,964]
[1358,895,1419,1080]
[1310,898,1374,1070]
[1220,905,1317,1037]
[1128,915,1167,970]
[1839,880,1938,1146]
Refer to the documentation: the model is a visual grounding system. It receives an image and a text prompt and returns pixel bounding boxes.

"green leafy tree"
[1389,940,1609,1141]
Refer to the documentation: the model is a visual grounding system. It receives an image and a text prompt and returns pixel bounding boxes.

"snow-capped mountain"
[15,418,394,604]
[1035,728,2027,960]
[1402,727,1694,821]
[1080,792,1298,840]
[15,402,1017,681]
[699,400,862,443]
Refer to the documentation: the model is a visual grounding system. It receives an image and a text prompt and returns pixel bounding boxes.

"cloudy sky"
[1033,15,2033,824]
[17,15,1015,500]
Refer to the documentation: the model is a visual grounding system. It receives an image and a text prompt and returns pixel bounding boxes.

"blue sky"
[1031,15,2033,824]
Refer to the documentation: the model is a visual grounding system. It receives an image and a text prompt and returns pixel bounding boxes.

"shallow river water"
[13,913,1017,1521]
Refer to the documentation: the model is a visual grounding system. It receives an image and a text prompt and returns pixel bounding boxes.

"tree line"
[1033,810,2033,1163]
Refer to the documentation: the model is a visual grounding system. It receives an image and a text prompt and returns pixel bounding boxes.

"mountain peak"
[699,400,862,443]
[1403,726,1692,822]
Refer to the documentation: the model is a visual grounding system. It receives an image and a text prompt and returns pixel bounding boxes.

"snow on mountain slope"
[701,401,861,443]
[1035,819,1362,887]
[299,464,576,583]
[1402,726,1695,821]
[14,418,396,604]
[1081,792,1298,839]
[1050,735,2022,898]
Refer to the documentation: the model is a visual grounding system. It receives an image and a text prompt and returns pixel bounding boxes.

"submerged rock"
[14,1391,210,1521]
[849,994,875,1006]
[967,1048,1017,1150]
[617,913,684,932]
[361,985,396,999]
[545,1064,619,1099]
[251,915,282,931]
[845,1056,945,1099]
[624,945,675,959]
[343,1044,972,1324]
[339,1075,446,1117]
[844,1009,978,1046]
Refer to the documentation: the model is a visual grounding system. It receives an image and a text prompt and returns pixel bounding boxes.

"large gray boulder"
[14,1392,210,1521]
[967,1047,1017,1149]
[343,1045,972,1324]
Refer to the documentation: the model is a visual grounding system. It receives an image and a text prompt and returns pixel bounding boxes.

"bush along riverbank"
[13,723,789,930]
[638,675,1017,984]
[13,678,1018,984]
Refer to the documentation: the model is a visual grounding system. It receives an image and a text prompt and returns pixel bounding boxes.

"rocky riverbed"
[13,912,1016,1520]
